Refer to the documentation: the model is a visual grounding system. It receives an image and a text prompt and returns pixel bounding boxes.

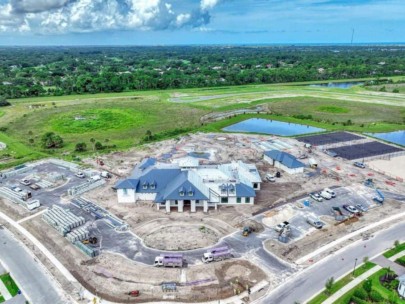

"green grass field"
[383,243,405,258]
[307,262,377,304]
[334,268,405,304]
[0,79,404,169]
[0,273,19,297]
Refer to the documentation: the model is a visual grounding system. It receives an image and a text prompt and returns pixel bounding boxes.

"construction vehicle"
[277,222,291,243]
[82,236,98,245]
[128,290,140,297]
[202,246,232,263]
[373,189,384,204]
[275,221,290,232]
[154,254,184,268]
[242,226,254,237]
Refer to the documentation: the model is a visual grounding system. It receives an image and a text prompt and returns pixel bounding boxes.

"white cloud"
[201,0,220,11]
[11,0,72,13]
[0,0,216,33]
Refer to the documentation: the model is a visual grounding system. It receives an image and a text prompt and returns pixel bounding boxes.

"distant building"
[399,274,405,298]
[263,150,305,174]
[115,157,262,213]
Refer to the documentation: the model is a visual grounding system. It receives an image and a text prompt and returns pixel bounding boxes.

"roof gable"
[264,150,305,169]
[115,179,139,189]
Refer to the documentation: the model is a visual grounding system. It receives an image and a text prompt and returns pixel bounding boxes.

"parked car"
[306,217,324,229]
[265,173,276,182]
[75,172,85,178]
[309,192,323,202]
[356,204,368,212]
[354,162,366,169]
[29,184,41,190]
[320,190,332,200]
[13,186,23,192]
[324,188,336,198]
[20,179,31,186]
[343,205,360,214]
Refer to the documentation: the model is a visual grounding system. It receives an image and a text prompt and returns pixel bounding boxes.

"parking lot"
[262,185,379,242]
[0,161,96,209]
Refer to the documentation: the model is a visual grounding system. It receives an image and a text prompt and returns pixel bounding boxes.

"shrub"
[0,97,11,107]
[353,288,368,300]
[75,142,87,152]
[41,132,64,149]
[363,279,372,293]
[350,296,369,304]
[94,142,103,150]
[369,290,384,302]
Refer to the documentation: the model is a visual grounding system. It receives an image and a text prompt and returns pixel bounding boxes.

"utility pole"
[352,257,358,276]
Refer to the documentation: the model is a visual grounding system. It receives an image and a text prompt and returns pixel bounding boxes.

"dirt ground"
[264,199,405,263]
[143,224,220,251]
[3,213,266,303]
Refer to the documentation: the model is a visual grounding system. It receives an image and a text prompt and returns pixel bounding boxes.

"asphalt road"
[0,227,70,304]
[256,221,405,304]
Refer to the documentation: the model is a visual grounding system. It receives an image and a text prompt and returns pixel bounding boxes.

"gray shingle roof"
[115,179,139,189]
[264,150,305,169]
[159,171,209,201]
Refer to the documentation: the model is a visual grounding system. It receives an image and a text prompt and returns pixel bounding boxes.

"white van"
[266,173,276,182]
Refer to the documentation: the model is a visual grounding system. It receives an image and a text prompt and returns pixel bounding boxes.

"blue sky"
[0,0,404,45]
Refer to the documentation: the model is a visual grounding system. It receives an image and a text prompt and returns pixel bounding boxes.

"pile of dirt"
[262,205,298,228]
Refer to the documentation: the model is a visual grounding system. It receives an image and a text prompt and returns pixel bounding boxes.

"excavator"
[82,237,98,245]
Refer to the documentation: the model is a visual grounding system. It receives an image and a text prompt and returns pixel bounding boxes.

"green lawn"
[0,79,404,170]
[0,132,46,170]
[0,295,4,303]
[307,262,377,304]
[334,268,405,304]
[383,243,405,258]
[0,273,20,297]
[396,256,405,267]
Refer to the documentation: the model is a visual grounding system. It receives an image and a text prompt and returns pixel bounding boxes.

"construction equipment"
[82,236,97,245]
[277,222,291,243]
[154,254,184,268]
[242,226,254,237]
[202,246,232,263]
[373,189,384,204]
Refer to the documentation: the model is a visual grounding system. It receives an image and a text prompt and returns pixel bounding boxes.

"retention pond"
[222,118,325,136]
[366,131,405,147]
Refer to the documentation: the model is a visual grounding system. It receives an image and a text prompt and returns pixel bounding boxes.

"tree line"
[0,46,405,98]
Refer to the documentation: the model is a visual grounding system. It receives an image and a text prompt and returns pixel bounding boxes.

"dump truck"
[202,246,232,263]
[154,254,184,268]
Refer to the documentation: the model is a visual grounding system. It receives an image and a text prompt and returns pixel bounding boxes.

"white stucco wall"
[117,189,136,203]
[135,193,156,201]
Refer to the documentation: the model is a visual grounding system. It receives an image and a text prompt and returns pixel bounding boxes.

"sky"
[0,0,404,45]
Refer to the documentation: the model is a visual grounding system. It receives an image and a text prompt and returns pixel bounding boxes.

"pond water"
[366,131,405,147]
[309,81,364,89]
[222,118,325,136]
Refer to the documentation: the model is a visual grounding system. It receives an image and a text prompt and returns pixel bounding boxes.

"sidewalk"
[322,266,382,304]
[0,278,12,301]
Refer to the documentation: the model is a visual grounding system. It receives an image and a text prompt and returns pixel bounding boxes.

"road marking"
[0,278,12,300]
[17,209,47,224]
